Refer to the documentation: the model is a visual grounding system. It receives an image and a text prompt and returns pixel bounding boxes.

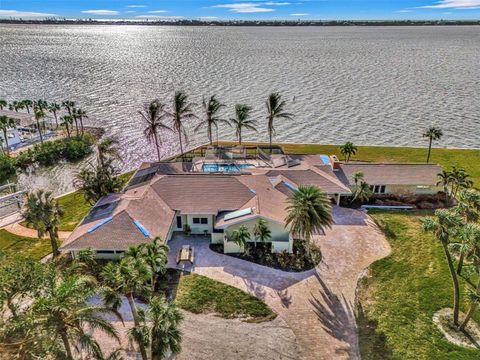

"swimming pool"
[202,163,253,173]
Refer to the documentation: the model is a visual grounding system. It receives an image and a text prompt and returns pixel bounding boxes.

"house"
[0,110,40,150]
[60,148,443,260]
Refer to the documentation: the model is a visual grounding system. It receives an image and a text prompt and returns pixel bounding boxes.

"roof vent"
[87,217,113,233]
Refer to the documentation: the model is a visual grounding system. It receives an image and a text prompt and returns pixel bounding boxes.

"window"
[371,185,386,194]
[96,250,115,254]
[193,218,200,224]
[201,218,208,224]
[193,217,208,225]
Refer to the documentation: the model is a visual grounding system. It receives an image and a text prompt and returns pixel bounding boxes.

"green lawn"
[175,273,276,322]
[0,229,52,260]
[357,211,480,360]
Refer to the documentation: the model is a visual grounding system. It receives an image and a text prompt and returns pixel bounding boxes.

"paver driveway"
[168,206,390,360]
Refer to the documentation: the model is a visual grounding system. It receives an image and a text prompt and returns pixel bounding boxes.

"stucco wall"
[211,232,224,244]
[186,214,214,234]
[224,218,290,243]
[223,217,293,253]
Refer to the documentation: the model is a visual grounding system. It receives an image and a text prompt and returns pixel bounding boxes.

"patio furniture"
[176,245,195,264]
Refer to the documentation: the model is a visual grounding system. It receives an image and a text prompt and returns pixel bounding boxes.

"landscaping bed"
[357,211,480,359]
[209,240,321,272]
[175,273,276,322]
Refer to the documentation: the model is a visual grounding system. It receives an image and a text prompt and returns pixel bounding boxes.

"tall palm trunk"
[208,123,213,145]
[73,118,79,137]
[177,127,184,160]
[60,326,74,359]
[53,112,59,129]
[2,130,9,155]
[154,133,161,162]
[127,293,149,360]
[427,137,433,163]
[460,278,480,330]
[36,119,44,145]
[79,116,84,136]
[48,229,60,258]
[443,242,460,325]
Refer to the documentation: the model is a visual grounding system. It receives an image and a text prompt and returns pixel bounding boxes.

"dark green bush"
[0,154,16,184]
[14,136,94,169]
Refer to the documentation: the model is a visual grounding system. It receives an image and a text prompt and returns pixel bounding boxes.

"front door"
[176,216,182,230]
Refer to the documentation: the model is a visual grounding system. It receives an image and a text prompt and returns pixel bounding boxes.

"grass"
[175,273,276,322]
[357,211,480,360]
[0,229,52,260]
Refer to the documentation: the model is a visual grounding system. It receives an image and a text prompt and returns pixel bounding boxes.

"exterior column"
[336,194,341,205]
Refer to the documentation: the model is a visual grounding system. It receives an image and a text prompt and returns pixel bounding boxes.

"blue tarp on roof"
[87,217,113,233]
[134,220,150,237]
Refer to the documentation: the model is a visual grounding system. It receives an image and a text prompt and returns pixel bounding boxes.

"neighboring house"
[60,150,443,259]
[0,110,38,150]
[337,163,443,195]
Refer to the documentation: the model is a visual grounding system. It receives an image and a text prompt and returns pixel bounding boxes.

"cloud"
[212,3,276,13]
[418,0,480,9]
[394,10,413,13]
[134,15,183,19]
[0,9,56,18]
[290,13,309,16]
[127,5,146,8]
[263,2,291,5]
[81,10,119,16]
[148,10,168,13]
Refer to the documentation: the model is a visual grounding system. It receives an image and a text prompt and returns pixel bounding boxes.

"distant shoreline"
[1,19,480,27]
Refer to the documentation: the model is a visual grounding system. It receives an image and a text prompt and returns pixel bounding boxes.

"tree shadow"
[309,274,359,358]
[356,302,394,359]
[275,288,293,308]
[242,278,267,300]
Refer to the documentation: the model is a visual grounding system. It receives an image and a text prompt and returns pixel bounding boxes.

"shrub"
[0,154,16,183]
[14,136,94,169]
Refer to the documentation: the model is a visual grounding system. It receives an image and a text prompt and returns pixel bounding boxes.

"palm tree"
[23,190,64,258]
[32,268,120,359]
[139,237,169,293]
[285,185,333,254]
[194,95,228,145]
[340,141,358,162]
[351,171,365,186]
[167,91,197,160]
[149,296,183,360]
[62,101,78,135]
[139,100,172,162]
[48,102,61,129]
[9,100,24,112]
[253,218,271,248]
[34,109,45,144]
[449,167,473,199]
[352,181,373,203]
[22,100,33,114]
[454,189,480,275]
[266,93,294,151]
[423,126,443,163]
[229,225,251,254]
[102,255,152,360]
[74,108,88,136]
[0,115,16,154]
[61,115,73,138]
[97,137,120,168]
[231,104,256,145]
[0,99,7,110]
[422,209,463,325]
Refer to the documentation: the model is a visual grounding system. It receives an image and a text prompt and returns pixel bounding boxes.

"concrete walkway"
[1,221,72,240]
[168,207,390,360]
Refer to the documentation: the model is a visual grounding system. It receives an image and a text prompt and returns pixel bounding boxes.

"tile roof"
[151,174,255,214]
[61,211,150,251]
[339,163,442,186]
[265,169,351,194]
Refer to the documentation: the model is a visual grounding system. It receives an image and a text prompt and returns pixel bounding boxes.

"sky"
[0,0,480,20]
